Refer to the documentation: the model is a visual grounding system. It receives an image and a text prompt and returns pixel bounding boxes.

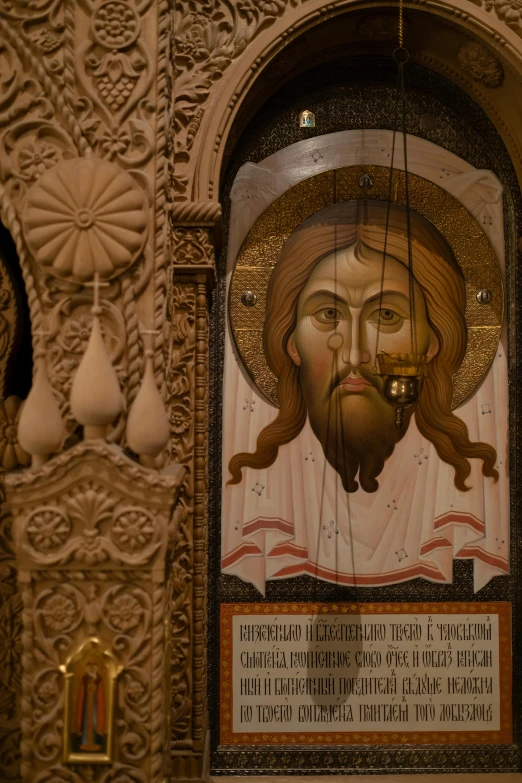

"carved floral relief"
[0,485,22,782]
[0,0,157,173]
[458,41,504,86]
[167,281,196,744]
[21,484,165,569]
[486,0,522,29]
[172,0,300,200]
[0,0,162,421]
[0,266,30,780]
[28,577,153,770]
[80,0,152,126]
[0,250,29,783]
[0,399,29,471]
[0,0,177,779]
[167,224,214,756]
[171,227,215,267]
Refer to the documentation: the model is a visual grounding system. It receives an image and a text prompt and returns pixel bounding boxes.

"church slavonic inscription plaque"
[221,603,511,745]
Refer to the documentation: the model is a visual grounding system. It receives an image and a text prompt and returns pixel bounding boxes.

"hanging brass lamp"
[376,352,428,428]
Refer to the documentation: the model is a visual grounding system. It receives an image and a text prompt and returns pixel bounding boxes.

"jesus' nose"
[341,313,371,368]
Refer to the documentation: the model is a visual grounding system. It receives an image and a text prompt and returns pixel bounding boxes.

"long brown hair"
[228,200,498,491]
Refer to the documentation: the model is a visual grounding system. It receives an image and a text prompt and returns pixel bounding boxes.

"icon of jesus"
[222,198,508,593]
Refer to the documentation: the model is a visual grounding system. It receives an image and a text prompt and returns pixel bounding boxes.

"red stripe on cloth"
[434,511,484,534]
[243,517,295,536]
[221,541,262,569]
[272,560,446,585]
[420,537,452,555]
[456,546,509,572]
[267,542,308,559]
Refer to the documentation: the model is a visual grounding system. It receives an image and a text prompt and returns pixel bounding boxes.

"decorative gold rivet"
[476,289,493,304]
[359,173,374,189]
[241,290,257,307]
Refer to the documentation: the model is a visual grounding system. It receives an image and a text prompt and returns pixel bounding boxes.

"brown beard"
[300,366,414,493]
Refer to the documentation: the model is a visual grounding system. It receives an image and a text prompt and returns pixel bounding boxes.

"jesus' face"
[286,242,438,493]
[228,200,498,496]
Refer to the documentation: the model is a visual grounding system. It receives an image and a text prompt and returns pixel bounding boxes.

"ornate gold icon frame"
[61,637,122,765]
[229,164,504,409]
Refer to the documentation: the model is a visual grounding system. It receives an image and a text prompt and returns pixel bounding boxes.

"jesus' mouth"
[338,375,373,392]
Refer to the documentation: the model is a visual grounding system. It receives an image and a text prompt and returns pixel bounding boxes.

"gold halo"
[229,165,504,409]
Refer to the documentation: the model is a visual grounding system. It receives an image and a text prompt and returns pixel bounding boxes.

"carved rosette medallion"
[89,1,144,111]
[22,158,149,282]
[112,507,155,553]
[458,42,504,86]
[26,507,71,553]
[92,2,141,50]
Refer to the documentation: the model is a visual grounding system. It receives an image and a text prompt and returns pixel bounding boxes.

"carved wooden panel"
[4,441,185,783]
[0,236,30,783]
[168,218,215,776]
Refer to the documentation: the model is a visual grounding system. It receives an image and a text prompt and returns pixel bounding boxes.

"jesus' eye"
[373,308,402,327]
[313,307,341,326]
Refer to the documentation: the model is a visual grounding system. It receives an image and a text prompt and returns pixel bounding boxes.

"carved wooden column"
[168,202,219,781]
[0,237,31,781]
[4,441,185,783]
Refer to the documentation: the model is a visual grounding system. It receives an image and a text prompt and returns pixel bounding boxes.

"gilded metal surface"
[230,165,503,409]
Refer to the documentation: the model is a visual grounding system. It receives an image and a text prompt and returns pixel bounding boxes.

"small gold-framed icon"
[61,638,122,765]
[299,109,316,128]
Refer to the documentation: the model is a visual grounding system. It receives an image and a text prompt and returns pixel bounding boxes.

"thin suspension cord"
[339,381,357,589]
[313,224,340,597]
[401,63,417,354]
[374,66,401,372]
[398,0,417,352]
[397,0,417,355]
[313,343,336,593]
[375,0,418,363]
[333,221,339,586]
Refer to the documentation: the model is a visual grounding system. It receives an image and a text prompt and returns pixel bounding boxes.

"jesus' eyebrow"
[364,290,411,306]
[301,288,348,305]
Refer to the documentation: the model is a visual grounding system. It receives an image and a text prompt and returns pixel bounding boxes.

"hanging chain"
[401,64,417,354]
[374,0,411,370]
[397,0,417,354]
[375,0,417,360]
[373,75,400,373]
